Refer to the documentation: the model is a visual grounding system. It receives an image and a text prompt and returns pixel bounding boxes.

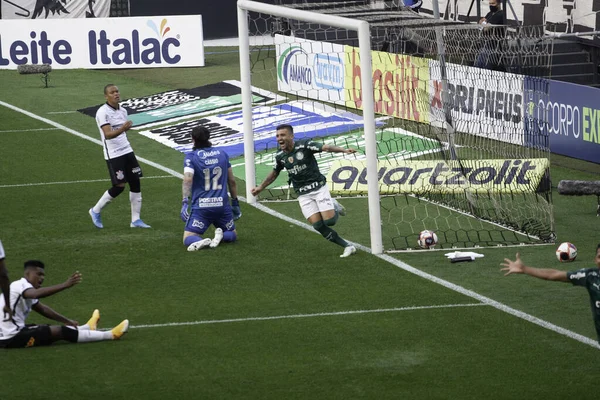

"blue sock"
[184,236,202,247]
[223,231,237,242]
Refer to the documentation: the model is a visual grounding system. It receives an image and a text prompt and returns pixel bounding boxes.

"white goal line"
[127,303,487,330]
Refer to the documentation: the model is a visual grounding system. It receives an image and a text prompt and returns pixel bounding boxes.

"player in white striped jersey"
[0,260,128,348]
[88,84,151,229]
[0,240,12,321]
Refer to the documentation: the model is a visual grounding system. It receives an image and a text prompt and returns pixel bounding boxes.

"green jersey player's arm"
[251,169,281,197]
[500,253,569,282]
[322,144,357,154]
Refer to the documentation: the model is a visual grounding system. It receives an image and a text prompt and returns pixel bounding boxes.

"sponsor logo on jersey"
[288,164,308,176]
[198,150,221,159]
[205,158,218,165]
[570,272,586,280]
[198,197,224,208]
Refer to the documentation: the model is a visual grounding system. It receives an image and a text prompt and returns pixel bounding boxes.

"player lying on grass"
[501,243,600,343]
[0,260,128,348]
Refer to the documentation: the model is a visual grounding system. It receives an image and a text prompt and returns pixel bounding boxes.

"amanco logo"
[277,46,343,90]
[89,19,181,65]
[0,18,181,66]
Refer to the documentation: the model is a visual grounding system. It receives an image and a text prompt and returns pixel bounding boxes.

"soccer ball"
[556,242,577,262]
[418,230,438,249]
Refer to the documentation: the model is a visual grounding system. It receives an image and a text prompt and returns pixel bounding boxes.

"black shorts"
[106,152,143,185]
[0,325,52,348]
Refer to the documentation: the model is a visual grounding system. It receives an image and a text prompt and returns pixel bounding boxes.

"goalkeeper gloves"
[181,198,190,222]
[231,198,242,220]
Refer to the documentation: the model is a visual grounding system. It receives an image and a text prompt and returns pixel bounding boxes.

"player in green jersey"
[501,243,600,343]
[251,124,357,258]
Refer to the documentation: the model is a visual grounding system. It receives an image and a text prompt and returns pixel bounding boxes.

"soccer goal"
[236,0,554,254]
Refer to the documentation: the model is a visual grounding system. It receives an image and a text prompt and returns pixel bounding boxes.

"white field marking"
[0,175,175,189]
[251,201,600,349]
[128,303,486,330]
[0,127,61,133]
[0,100,183,179]
[2,99,598,349]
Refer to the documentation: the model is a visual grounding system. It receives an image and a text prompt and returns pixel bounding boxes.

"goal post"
[237,0,384,254]
[235,0,554,253]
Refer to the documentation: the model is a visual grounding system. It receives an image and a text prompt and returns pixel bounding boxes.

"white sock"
[78,324,90,330]
[76,329,113,343]
[93,191,114,213]
[130,192,142,222]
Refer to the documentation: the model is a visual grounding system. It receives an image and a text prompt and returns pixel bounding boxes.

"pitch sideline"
[1,99,598,349]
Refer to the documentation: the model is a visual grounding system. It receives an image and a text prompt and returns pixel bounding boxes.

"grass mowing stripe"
[128,303,487,329]
[0,127,61,133]
[2,99,598,349]
[0,175,175,188]
[0,99,182,178]
[251,202,600,349]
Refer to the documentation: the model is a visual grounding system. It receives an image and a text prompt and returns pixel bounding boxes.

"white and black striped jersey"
[0,278,38,340]
[95,102,134,160]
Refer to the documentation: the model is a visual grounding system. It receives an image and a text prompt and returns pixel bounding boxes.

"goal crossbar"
[237,0,383,254]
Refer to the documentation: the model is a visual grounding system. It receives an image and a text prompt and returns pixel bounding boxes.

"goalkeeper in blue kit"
[501,244,600,343]
[180,126,241,251]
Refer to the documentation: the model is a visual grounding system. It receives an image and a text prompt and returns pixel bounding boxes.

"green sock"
[313,220,348,248]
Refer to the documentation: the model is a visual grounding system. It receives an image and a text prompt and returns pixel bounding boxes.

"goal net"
[239,0,555,251]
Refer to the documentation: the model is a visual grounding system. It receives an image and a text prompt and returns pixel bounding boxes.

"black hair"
[24,260,45,270]
[276,124,294,134]
[191,126,212,149]
[104,84,116,94]
[597,243,600,252]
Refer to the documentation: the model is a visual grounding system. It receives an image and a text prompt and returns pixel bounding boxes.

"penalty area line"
[129,303,487,330]
[0,175,175,188]
[0,127,61,133]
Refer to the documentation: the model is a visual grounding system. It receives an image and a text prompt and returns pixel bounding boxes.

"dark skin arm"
[32,302,78,326]
[101,121,133,140]
[0,258,11,320]
[500,253,569,282]
[22,271,82,299]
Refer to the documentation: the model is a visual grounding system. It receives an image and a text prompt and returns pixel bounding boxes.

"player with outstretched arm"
[0,260,128,348]
[501,244,600,343]
[251,124,357,258]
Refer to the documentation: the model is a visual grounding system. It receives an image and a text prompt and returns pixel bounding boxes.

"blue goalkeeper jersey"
[184,147,232,210]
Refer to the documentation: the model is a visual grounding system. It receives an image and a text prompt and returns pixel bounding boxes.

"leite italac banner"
[1,0,111,19]
[327,158,549,195]
[429,61,525,145]
[275,34,346,105]
[0,16,204,69]
[524,77,600,164]
[345,46,430,123]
